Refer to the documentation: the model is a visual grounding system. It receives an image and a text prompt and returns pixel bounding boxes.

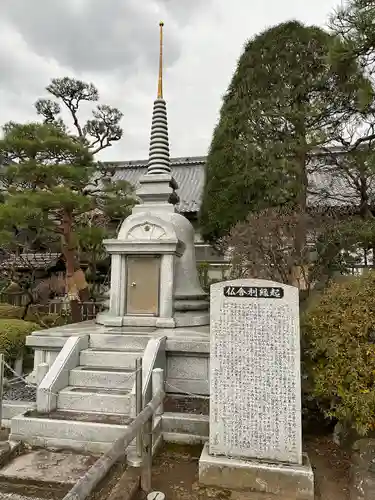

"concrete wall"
[166,351,209,396]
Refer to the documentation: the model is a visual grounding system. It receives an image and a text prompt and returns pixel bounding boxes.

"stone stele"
[199,278,314,500]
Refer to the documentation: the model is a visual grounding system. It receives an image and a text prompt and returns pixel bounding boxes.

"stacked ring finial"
[147,98,171,174]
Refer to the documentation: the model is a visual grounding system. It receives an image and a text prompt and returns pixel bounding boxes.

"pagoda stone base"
[199,443,314,500]
[26,321,210,397]
[96,311,209,328]
[95,313,176,328]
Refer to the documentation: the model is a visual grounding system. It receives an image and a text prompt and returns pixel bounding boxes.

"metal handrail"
[62,388,165,500]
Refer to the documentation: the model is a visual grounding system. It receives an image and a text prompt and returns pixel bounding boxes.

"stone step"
[79,349,142,369]
[69,366,135,390]
[174,300,210,311]
[162,412,209,436]
[57,387,134,415]
[2,401,36,423]
[160,412,208,445]
[10,411,134,454]
[89,334,151,351]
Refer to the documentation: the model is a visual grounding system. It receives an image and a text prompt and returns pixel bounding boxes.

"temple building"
[108,146,375,280]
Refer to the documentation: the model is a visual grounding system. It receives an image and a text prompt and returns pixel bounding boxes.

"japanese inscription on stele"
[209,278,302,465]
[223,286,284,298]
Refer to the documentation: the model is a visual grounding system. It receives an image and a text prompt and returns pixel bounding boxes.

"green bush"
[303,271,375,435]
[0,303,70,329]
[0,318,39,364]
[0,303,43,323]
[0,303,24,319]
[37,313,69,328]
[198,262,210,292]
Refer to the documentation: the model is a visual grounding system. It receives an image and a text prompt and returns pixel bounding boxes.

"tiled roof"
[112,156,206,213]
[308,171,362,206]
[112,152,375,212]
[307,153,375,207]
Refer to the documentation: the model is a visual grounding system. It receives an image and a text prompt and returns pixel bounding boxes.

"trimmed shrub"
[37,313,69,328]
[303,271,375,435]
[0,303,24,319]
[0,303,69,328]
[0,319,39,364]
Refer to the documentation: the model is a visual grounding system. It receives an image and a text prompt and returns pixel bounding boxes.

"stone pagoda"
[97,21,209,329]
[13,22,211,455]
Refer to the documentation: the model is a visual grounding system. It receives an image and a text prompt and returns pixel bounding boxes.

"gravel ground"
[139,438,351,500]
[3,380,36,403]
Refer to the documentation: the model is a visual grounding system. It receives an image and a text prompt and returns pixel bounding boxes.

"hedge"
[0,304,24,319]
[0,318,39,364]
[303,271,375,435]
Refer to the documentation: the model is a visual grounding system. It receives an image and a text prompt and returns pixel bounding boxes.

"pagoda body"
[96,22,209,329]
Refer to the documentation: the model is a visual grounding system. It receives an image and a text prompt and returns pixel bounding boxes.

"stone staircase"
[9,330,211,454]
[57,345,142,415]
[10,334,152,453]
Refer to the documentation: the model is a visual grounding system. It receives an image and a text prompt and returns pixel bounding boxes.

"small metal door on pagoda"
[126,256,161,315]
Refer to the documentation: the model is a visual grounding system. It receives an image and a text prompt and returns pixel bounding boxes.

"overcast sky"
[0,0,341,161]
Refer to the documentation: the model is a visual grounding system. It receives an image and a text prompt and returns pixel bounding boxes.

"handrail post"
[141,416,152,493]
[62,390,165,500]
[152,368,164,418]
[140,370,162,494]
[135,358,143,459]
[140,368,164,493]
[0,354,4,426]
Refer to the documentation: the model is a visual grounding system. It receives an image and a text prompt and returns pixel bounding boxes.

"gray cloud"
[156,0,210,24]
[0,0,341,162]
[0,0,206,75]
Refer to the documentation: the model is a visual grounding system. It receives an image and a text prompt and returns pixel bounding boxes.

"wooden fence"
[0,293,30,307]
[0,293,104,322]
[46,301,103,321]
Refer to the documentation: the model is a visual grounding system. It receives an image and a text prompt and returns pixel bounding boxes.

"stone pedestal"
[199,443,314,500]
[199,279,314,499]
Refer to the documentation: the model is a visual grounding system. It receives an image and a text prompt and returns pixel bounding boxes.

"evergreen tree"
[328,0,375,160]
[0,77,136,321]
[35,77,123,154]
[0,121,134,322]
[199,21,360,245]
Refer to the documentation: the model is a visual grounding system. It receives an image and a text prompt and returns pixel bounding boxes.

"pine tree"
[328,0,375,196]
[199,21,359,245]
[0,106,134,321]
[328,0,375,264]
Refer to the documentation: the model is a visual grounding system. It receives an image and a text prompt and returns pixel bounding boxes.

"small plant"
[198,262,210,292]
[303,271,375,435]
[37,312,69,328]
[0,319,39,364]
[197,261,224,293]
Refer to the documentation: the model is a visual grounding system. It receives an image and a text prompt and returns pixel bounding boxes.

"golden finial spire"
[157,21,164,99]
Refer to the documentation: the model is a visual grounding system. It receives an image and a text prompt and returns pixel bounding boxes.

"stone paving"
[0,450,96,485]
[0,494,48,500]
[0,448,97,500]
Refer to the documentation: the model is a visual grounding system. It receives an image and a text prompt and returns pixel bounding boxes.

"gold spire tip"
[157,21,164,99]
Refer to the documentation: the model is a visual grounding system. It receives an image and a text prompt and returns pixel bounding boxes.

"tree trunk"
[62,211,82,323]
[21,291,34,321]
[358,174,375,266]
[293,130,309,289]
